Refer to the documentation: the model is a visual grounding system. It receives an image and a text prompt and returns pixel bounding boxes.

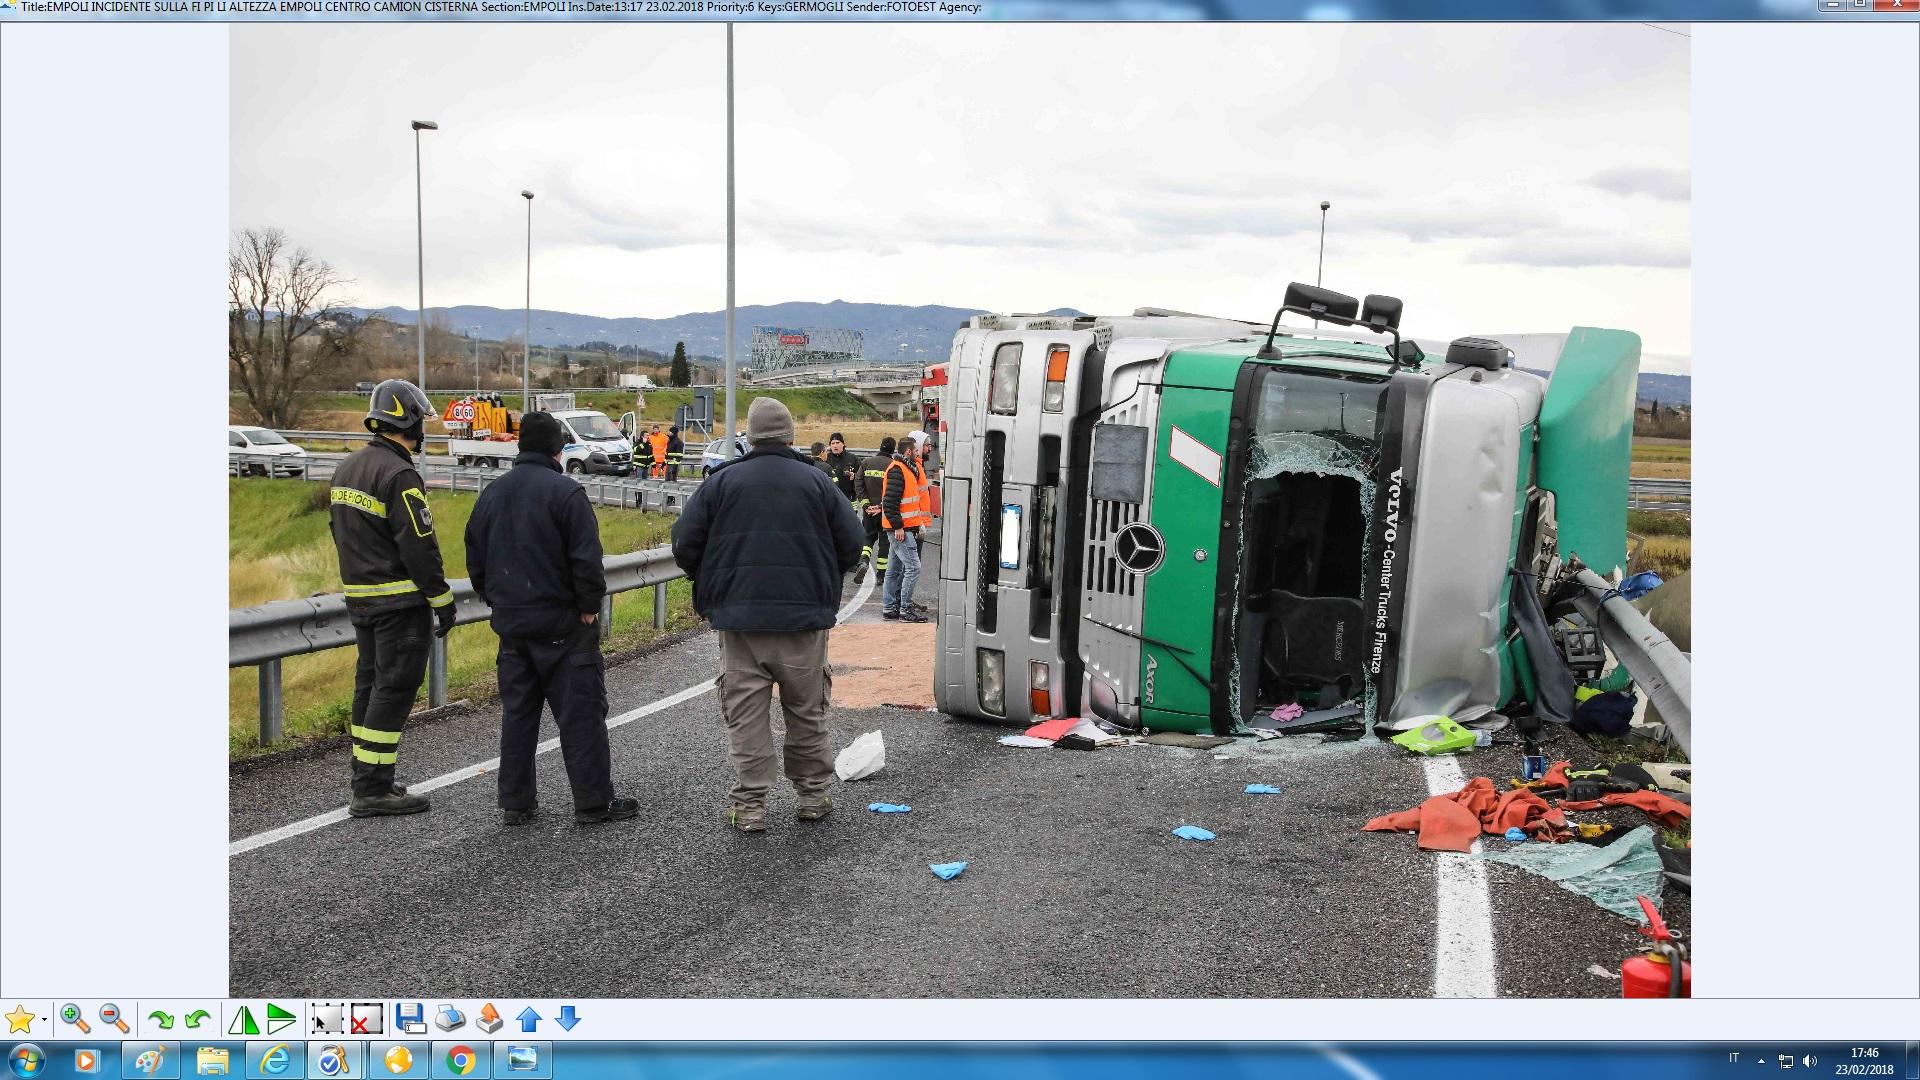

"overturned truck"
[932,283,1643,735]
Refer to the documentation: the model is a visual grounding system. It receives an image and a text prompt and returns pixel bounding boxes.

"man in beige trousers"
[670,398,866,832]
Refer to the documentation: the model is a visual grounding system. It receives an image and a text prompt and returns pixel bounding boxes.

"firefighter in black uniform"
[854,435,896,584]
[329,379,455,817]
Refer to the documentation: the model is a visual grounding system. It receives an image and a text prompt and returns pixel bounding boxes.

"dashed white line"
[1421,753,1498,998]
[231,567,880,858]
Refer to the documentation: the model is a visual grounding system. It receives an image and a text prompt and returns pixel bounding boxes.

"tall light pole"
[411,120,438,390]
[469,326,482,392]
[1316,200,1331,286]
[723,23,737,452]
[522,189,534,412]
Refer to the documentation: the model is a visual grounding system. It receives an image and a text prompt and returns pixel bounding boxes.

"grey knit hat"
[746,396,795,445]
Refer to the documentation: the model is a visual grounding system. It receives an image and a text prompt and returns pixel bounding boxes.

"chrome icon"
[441,1047,477,1077]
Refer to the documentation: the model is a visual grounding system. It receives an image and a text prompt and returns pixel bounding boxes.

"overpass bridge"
[746,363,926,418]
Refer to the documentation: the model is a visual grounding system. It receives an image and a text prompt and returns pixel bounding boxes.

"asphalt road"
[229,558,1688,998]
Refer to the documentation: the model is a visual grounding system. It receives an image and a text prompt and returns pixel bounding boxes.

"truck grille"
[1086,499,1140,597]
[608,453,631,465]
[975,432,1004,633]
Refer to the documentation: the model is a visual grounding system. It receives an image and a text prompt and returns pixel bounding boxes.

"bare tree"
[229,227,364,427]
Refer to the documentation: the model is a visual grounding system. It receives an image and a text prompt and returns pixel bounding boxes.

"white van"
[229,425,308,476]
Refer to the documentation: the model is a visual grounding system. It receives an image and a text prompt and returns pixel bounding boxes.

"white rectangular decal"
[1167,425,1221,487]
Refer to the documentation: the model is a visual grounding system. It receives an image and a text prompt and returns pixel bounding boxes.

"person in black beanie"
[465,410,638,826]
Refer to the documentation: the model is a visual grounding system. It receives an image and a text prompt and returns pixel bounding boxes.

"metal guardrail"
[230,545,685,746]
[231,453,700,512]
[1570,567,1691,758]
[276,429,451,445]
[1626,478,1691,515]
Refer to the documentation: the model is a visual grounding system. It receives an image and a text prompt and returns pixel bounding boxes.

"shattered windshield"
[1229,370,1392,728]
[1252,373,1384,453]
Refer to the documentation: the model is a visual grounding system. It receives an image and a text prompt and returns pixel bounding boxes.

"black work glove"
[434,603,458,638]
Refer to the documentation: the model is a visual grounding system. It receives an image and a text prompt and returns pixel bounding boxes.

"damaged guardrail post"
[1571,568,1692,759]
[427,636,448,708]
[258,659,284,745]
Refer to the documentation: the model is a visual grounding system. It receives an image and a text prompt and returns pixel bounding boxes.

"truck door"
[1136,382,1234,733]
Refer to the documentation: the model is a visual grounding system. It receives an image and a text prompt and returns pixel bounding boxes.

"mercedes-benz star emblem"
[1114,522,1166,575]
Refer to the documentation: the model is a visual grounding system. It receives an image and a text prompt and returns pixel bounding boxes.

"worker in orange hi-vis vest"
[648,426,670,479]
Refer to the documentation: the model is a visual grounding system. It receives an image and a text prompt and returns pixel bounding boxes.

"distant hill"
[350,300,1688,404]
[349,300,1083,366]
[1635,371,1691,407]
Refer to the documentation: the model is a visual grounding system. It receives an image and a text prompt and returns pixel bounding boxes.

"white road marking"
[837,563,877,623]
[1421,754,1499,998]
[231,567,880,858]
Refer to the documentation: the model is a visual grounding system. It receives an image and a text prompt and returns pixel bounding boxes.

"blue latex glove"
[867,803,912,813]
[929,861,968,880]
[1505,827,1529,842]
[1172,825,1216,841]
[1245,784,1282,795]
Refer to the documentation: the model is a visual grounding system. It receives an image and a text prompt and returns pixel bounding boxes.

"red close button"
[1873,0,1914,11]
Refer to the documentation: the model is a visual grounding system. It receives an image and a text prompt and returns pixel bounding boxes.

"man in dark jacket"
[329,379,452,818]
[823,432,859,503]
[465,411,638,826]
[854,435,896,584]
[671,397,864,832]
[665,425,685,482]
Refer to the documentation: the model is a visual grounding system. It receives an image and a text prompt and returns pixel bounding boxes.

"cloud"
[1588,167,1691,201]
[1471,235,1691,269]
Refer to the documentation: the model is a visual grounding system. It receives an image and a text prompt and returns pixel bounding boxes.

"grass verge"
[228,479,697,758]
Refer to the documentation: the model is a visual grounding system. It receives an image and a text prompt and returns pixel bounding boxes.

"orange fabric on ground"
[1364,776,1570,852]
[1557,790,1692,829]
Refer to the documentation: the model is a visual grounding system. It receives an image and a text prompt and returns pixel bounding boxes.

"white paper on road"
[834,730,886,781]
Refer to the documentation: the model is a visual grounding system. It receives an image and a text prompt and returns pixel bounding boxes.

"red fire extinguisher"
[1621,895,1691,998]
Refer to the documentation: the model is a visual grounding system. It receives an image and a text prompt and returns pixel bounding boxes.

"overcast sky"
[231,23,1691,371]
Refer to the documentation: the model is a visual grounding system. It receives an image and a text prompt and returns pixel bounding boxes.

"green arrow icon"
[148,1011,175,1031]
[265,1004,297,1035]
[228,1006,259,1036]
[185,1011,211,1030]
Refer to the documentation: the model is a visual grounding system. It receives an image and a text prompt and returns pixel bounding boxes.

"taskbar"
[3,1041,1917,1080]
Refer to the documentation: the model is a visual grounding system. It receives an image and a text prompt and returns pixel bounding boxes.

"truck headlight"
[989,342,1021,415]
[977,648,1006,716]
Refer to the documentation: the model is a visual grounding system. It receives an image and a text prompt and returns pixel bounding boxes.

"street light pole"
[470,327,482,392]
[723,23,736,454]
[412,120,438,390]
[1316,200,1331,286]
[522,190,534,413]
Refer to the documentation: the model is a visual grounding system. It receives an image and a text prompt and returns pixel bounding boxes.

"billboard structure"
[748,325,865,373]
